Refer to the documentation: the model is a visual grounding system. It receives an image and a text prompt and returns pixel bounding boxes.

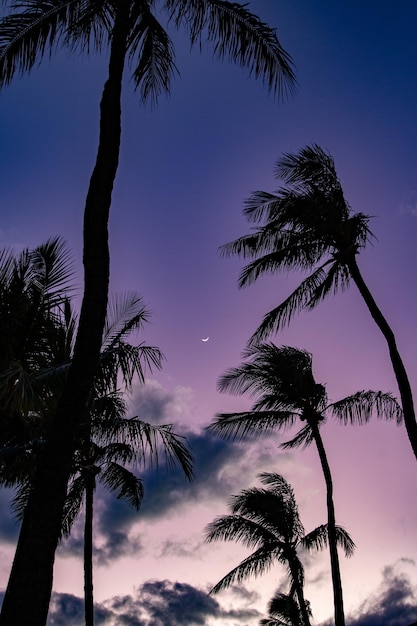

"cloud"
[61,380,299,569]
[46,592,113,626]
[58,499,144,565]
[320,559,417,626]
[120,379,297,520]
[105,579,261,626]
[44,581,262,626]
[129,380,197,428]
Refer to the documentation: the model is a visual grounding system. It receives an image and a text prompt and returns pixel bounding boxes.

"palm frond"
[209,410,297,440]
[98,342,163,390]
[30,235,75,305]
[236,235,327,289]
[280,425,315,450]
[168,0,296,99]
[10,477,32,520]
[0,0,81,87]
[301,524,355,557]
[61,474,85,538]
[99,462,143,509]
[102,292,150,350]
[329,390,403,425]
[209,545,277,594]
[129,2,178,105]
[305,260,351,310]
[206,513,277,549]
[262,591,306,626]
[98,418,194,481]
[95,441,136,465]
[334,525,355,557]
[275,145,343,200]
[242,190,282,224]
[248,261,334,343]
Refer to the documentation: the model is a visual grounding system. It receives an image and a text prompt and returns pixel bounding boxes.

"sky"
[1,1,417,624]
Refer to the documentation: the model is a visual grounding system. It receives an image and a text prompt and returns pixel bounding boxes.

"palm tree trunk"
[0,4,131,625]
[348,256,417,461]
[84,473,95,626]
[287,560,311,626]
[309,420,345,626]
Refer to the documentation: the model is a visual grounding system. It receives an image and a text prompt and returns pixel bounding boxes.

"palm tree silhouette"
[0,288,193,626]
[0,5,295,623]
[209,343,402,626]
[220,144,417,462]
[206,472,354,626]
[65,412,192,626]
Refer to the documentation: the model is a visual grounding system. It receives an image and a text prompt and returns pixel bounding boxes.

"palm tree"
[220,144,417,462]
[0,5,295,624]
[209,343,402,626]
[65,412,193,626]
[206,472,355,626]
[61,292,193,626]
[0,289,193,626]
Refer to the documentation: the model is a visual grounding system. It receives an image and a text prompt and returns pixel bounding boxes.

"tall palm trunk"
[309,419,345,626]
[84,470,96,626]
[348,256,417,461]
[0,3,131,625]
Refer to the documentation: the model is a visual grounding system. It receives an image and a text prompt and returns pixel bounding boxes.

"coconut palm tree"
[0,5,295,623]
[220,144,417,462]
[206,472,354,626]
[64,410,193,626]
[0,289,193,626]
[209,343,402,626]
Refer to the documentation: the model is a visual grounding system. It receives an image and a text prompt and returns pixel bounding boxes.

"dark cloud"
[58,497,144,565]
[320,560,417,626]
[44,580,261,626]
[46,592,113,626]
[137,429,246,519]
[106,579,261,626]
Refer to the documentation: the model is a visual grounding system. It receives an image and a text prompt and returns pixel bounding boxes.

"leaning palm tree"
[206,472,355,626]
[220,144,417,462]
[0,4,295,623]
[209,343,402,626]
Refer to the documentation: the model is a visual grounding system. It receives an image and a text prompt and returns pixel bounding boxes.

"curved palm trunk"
[0,3,131,625]
[309,420,345,626]
[84,472,96,626]
[348,256,417,461]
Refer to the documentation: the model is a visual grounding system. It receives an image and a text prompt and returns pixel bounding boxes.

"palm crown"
[220,144,417,463]
[206,472,354,626]
[0,0,296,102]
[210,342,402,626]
[221,144,373,342]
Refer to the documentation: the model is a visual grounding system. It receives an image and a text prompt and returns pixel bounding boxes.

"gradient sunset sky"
[1,1,417,625]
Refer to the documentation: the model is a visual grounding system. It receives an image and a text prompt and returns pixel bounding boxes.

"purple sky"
[1,1,417,624]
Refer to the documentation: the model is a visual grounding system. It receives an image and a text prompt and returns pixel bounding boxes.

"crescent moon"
[202,337,209,342]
